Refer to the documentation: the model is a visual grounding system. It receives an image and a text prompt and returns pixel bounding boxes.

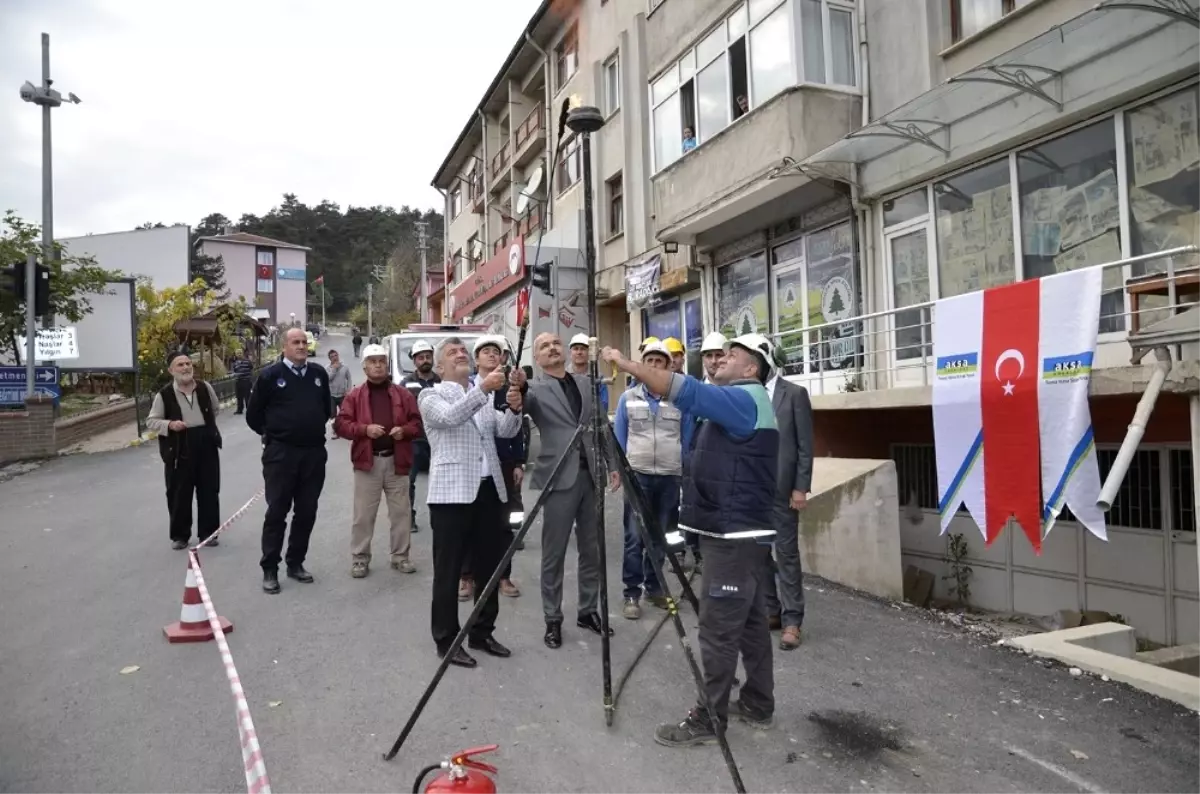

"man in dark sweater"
[246,327,333,594]
[230,352,254,414]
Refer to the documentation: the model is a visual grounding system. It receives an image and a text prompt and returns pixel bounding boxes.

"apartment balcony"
[466,168,484,214]
[651,87,860,244]
[489,143,512,193]
[512,104,546,169]
[492,227,515,257]
[518,205,543,239]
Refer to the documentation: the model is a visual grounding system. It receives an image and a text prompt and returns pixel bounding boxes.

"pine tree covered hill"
[144,193,444,316]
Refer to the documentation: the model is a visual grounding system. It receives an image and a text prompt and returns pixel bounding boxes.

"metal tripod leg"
[383,423,587,762]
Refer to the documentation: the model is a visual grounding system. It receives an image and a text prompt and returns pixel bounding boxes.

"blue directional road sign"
[0,366,60,406]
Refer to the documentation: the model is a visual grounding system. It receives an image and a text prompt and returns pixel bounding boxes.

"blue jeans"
[622,473,681,600]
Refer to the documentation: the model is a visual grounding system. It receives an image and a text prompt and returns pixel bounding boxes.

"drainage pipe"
[1097,346,1172,511]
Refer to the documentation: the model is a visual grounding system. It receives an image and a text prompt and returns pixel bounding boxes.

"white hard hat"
[473,334,508,357]
[569,333,591,348]
[728,333,777,381]
[409,340,434,358]
[701,332,728,354]
[361,344,388,360]
[640,341,671,362]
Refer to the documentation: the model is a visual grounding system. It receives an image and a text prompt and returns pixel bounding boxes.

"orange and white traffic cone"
[163,554,233,643]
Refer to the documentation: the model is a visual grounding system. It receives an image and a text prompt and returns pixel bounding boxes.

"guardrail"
[514,103,544,151]
[768,246,1199,396]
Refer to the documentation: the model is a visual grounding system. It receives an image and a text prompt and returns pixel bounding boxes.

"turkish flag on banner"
[516,287,530,327]
[981,279,1042,552]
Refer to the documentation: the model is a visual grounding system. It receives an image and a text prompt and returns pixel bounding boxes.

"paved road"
[1,332,1197,793]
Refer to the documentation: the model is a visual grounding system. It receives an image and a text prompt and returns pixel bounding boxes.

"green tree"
[0,211,119,364]
[740,314,753,336]
[827,287,845,316]
[135,278,248,385]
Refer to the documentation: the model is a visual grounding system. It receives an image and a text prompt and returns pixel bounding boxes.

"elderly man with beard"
[419,337,524,668]
[147,351,223,550]
[402,340,440,533]
[335,344,423,578]
[521,332,615,649]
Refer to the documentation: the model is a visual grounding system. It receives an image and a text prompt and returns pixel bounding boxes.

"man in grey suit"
[522,332,616,649]
[764,370,814,650]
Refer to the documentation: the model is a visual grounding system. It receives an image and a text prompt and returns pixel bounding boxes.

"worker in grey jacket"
[327,349,353,439]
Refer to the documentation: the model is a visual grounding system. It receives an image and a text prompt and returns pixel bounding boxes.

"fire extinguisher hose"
[412,764,441,794]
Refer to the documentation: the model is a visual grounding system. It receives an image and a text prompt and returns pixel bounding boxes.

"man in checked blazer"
[417,336,524,669]
[763,368,814,650]
[522,332,616,650]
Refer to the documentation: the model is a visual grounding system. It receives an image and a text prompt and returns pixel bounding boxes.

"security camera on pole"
[18,33,80,396]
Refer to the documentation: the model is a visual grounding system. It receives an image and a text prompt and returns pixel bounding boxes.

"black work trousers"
[260,441,328,572]
[696,534,775,724]
[235,378,252,413]
[430,478,507,652]
[461,461,522,581]
[165,432,220,543]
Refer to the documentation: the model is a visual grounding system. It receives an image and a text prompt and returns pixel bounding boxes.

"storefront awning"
[796,0,1199,197]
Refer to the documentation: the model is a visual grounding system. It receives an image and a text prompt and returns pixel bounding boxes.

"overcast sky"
[0,0,540,237]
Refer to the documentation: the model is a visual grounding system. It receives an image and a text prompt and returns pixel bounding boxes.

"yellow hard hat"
[663,337,685,355]
[638,336,660,351]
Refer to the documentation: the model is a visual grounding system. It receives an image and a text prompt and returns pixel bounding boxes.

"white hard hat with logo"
[728,333,777,381]
[700,332,728,354]
[409,340,434,359]
[473,334,508,357]
[640,341,671,363]
[569,333,591,348]
[361,344,388,360]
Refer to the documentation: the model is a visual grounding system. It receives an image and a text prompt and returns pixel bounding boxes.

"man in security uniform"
[612,340,693,620]
[603,333,780,746]
[147,350,223,549]
[402,339,440,532]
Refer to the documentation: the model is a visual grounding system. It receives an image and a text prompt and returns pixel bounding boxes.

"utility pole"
[367,282,374,339]
[415,221,429,323]
[18,33,80,386]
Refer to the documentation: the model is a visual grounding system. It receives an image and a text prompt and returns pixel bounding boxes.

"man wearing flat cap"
[147,350,224,550]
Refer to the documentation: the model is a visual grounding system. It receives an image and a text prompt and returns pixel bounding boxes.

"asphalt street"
[1,331,1197,793]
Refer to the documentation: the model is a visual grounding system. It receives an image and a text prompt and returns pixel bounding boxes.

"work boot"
[287,565,314,583]
[262,569,281,594]
[622,597,642,620]
[645,594,670,610]
[730,698,775,730]
[458,577,473,601]
[351,561,369,578]
[654,707,719,748]
[780,625,803,650]
[392,559,417,574]
[499,579,520,597]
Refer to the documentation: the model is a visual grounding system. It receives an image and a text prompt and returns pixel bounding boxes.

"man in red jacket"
[334,344,424,578]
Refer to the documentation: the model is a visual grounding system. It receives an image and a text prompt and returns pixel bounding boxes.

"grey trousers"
[697,535,775,723]
[540,473,601,623]
[765,503,806,628]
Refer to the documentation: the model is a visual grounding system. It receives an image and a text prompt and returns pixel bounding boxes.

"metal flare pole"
[567,105,614,726]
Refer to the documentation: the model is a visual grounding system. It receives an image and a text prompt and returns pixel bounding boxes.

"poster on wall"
[625,255,662,311]
[805,222,860,373]
[773,267,806,375]
[716,252,768,338]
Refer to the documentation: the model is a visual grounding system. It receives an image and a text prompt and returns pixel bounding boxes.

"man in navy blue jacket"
[603,333,780,748]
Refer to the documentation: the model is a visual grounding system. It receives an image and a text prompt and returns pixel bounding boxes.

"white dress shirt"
[766,373,779,401]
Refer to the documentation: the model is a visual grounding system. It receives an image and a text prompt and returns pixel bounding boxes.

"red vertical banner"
[516,287,530,328]
[980,279,1043,552]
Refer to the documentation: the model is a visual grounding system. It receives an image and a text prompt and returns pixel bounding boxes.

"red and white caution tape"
[193,489,264,551]
[188,550,272,794]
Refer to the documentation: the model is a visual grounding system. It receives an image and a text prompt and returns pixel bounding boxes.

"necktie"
[293,366,303,378]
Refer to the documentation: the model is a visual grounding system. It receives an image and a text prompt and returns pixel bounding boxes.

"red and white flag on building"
[933,267,1106,555]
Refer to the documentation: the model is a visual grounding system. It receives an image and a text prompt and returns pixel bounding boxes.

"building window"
[650,0,854,171]
[256,279,274,294]
[888,228,931,361]
[1124,85,1200,326]
[450,187,463,218]
[556,136,581,193]
[603,54,621,116]
[1169,449,1195,533]
[934,158,1013,299]
[950,0,1036,43]
[453,248,464,284]
[1016,120,1122,332]
[716,251,769,337]
[606,174,624,238]
[891,444,939,511]
[555,25,578,92]
[465,234,481,271]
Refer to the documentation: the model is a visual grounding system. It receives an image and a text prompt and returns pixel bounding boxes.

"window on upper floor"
[556,136,581,194]
[452,248,465,284]
[651,0,857,172]
[450,187,463,219]
[606,174,624,238]
[603,53,621,116]
[555,25,578,92]
[950,0,1038,44]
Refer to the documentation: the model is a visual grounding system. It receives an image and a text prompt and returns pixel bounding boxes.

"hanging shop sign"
[625,255,662,312]
[448,242,525,322]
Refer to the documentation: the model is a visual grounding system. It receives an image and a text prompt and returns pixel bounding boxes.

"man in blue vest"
[603,333,780,747]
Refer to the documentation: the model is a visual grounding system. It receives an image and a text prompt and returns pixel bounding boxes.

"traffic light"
[1,263,26,301]
[33,264,50,317]
[529,260,553,296]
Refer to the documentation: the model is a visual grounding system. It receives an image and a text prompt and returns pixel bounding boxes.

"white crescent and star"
[994,348,1025,396]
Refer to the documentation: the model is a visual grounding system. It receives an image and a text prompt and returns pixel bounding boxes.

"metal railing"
[514,103,545,151]
[490,142,510,180]
[766,246,1199,397]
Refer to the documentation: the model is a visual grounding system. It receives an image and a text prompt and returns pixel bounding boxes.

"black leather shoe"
[544,621,563,649]
[468,637,512,658]
[438,647,477,668]
[200,537,219,547]
[577,613,614,637]
[286,565,314,583]
[171,539,187,550]
[262,570,280,594]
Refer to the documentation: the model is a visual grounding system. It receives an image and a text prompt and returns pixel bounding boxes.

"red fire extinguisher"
[413,744,499,793]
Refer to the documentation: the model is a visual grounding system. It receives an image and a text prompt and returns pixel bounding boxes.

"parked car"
[305,331,318,357]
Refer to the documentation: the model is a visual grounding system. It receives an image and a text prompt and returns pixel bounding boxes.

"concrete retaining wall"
[0,395,58,464]
[54,400,140,451]
[796,458,904,600]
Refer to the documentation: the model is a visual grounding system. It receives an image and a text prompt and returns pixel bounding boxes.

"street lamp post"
[18,33,80,396]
